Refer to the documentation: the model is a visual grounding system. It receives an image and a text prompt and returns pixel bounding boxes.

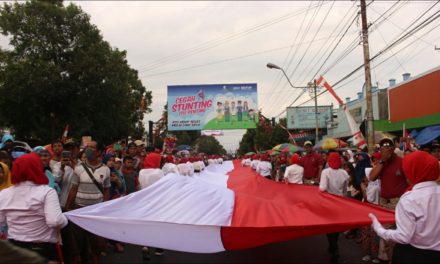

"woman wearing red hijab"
[369,151,440,264]
[284,154,304,184]
[319,152,350,262]
[0,153,68,261]
[139,152,164,189]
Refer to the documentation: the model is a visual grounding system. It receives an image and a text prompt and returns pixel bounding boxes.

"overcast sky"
[5,1,440,152]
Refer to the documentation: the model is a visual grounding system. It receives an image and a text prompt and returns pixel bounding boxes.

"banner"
[286,106,333,129]
[201,130,224,136]
[168,83,258,131]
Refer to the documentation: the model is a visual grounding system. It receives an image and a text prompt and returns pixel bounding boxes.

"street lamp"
[266,62,320,144]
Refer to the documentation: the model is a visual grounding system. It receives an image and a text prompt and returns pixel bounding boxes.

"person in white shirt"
[251,155,259,170]
[369,151,440,264]
[186,160,195,176]
[284,154,304,184]
[177,157,191,176]
[139,152,164,189]
[257,154,272,179]
[0,153,67,262]
[364,168,380,204]
[162,155,179,176]
[319,152,349,262]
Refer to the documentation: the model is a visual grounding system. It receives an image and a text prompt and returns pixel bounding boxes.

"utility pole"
[313,80,319,144]
[360,0,375,153]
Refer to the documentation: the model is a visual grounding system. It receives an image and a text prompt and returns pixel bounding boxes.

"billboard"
[168,83,258,131]
[286,105,333,129]
[201,130,224,136]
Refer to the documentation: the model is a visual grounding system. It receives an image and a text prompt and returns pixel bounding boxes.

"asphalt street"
[102,234,369,264]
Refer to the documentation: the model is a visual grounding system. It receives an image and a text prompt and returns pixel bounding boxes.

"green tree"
[270,118,289,146]
[157,103,201,147]
[0,0,152,144]
[238,118,289,155]
[195,135,226,155]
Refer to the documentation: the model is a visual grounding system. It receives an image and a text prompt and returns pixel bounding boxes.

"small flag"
[60,125,69,143]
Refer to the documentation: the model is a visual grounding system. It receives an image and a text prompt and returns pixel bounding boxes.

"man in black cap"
[299,141,323,185]
[430,141,440,161]
[368,137,408,263]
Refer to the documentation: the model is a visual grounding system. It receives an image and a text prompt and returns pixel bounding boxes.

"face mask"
[85,148,95,160]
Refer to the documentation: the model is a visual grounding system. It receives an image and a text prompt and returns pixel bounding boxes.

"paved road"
[102,234,369,264]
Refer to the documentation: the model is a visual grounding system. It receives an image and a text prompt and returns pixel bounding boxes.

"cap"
[127,142,137,148]
[304,141,313,147]
[431,140,440,150]
[379,138,394,147]
[134,140,145,147]
[115,157,122,163]
[64,138,79,147]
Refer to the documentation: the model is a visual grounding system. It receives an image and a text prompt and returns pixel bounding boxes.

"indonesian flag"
[65,160,394,253]
[60,124,69,144]
[317,76,367,150]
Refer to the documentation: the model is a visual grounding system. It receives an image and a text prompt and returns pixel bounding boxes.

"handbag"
[82,163,104,194]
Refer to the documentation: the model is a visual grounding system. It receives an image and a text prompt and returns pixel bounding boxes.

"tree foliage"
[238,118,289,154]
[0,0,152,144]
[157,104,201,147]
[195,135,226,155]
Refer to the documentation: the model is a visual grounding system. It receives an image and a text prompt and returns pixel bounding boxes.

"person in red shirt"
[299,141,323,185]
[368,138,408,263]
[369,138,408,208]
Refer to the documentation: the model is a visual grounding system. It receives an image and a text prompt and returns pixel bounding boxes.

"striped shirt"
[72,162,110,207]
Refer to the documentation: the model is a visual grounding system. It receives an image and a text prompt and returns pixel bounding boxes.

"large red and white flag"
[65,160,394,253]
[316,76,367,150]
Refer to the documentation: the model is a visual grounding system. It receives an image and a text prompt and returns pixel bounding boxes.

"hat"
[304,141,313,147]
[430,140,440,150]
[115,157,122,163]
[134,140,145,147]
[64,138,78,147]
[379,138,394,147]
[127,142,137,148]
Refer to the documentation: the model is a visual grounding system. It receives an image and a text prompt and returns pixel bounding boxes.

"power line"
[260,1,315,111]
[136,2,331,73]
[140,32,346,78]
[264,1,327,115]
[270,1,432,117]
[297,13,440,107]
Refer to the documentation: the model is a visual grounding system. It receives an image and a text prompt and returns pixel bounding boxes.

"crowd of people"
[241,138,440,264]
[1,132,439,264]
[0,134,225,264]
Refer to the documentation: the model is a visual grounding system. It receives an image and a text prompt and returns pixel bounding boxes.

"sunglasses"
[380,142,393,148]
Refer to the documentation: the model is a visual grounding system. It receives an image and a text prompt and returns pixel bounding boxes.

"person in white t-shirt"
[162,155,179,176]
[284,154,304,184]
[319,152,349,262]
[177,157,191,176]
[251,155,259,170]
[257,154,272,179]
